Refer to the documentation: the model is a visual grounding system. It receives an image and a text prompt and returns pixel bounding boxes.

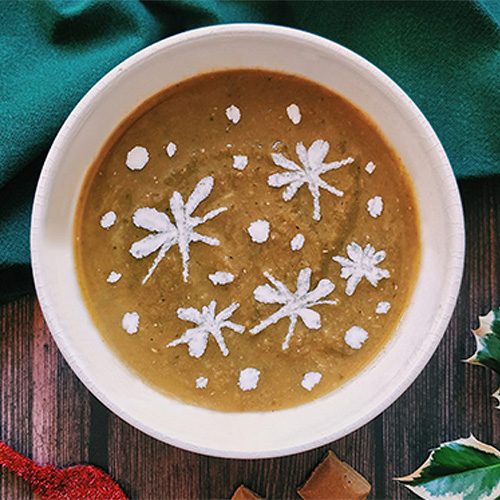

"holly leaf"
[396,436,500,500]
[465,308,500,373]
[465,308,500,406]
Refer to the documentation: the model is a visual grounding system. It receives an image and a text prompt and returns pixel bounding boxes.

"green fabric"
[0,0,499,301]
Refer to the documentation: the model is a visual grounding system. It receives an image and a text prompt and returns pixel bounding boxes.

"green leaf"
[396,436,500,499]
[465,308,500,374]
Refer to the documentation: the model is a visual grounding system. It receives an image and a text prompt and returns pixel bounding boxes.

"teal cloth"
[0,0,499,301]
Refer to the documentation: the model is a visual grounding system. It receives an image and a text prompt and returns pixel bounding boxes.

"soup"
[75,70,420,411]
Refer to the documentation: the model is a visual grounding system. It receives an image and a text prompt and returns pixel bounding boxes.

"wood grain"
[0,177,498,499]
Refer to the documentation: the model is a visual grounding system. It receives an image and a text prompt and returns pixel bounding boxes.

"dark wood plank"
[0,297,33,500]
[0,301,92,499]
[31,301,92,467]
[0,177,498,500]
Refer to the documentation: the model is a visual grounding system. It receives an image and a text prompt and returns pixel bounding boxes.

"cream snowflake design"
[268,140,354,221]
[167,301,245,358]
[332,242,390,296]
[130,176,227,284]
[250,267,336,350]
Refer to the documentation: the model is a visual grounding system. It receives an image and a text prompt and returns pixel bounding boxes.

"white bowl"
[31,24,464,458]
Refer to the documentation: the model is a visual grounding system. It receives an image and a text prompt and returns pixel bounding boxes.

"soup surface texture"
[75,70,420,411]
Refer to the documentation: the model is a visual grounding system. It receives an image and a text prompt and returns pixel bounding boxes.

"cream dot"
[247,219,270,244]
[238,368,260,391]
[344,326,368,349]
[232,155,248,171]
[365,161,376,174]
[126,146,149,170]
[122,312,139,334]
[196,377,208,389]
[106,271,122,284]
[301,371,322,391]
[286,103,302,125]
[290,233,305,251]
[225,105,241,124]
[376,301,391,314]
[208,271,235,286]
[100,211,116,229]
[166,142,177,158]
[367,196,384,218]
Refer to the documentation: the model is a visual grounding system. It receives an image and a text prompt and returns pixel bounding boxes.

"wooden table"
[1,177,498,499]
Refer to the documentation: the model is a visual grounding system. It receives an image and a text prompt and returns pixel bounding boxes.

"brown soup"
[75,70,420,411]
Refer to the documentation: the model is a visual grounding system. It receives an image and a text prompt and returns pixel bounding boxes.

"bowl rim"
[31,23,465,458]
